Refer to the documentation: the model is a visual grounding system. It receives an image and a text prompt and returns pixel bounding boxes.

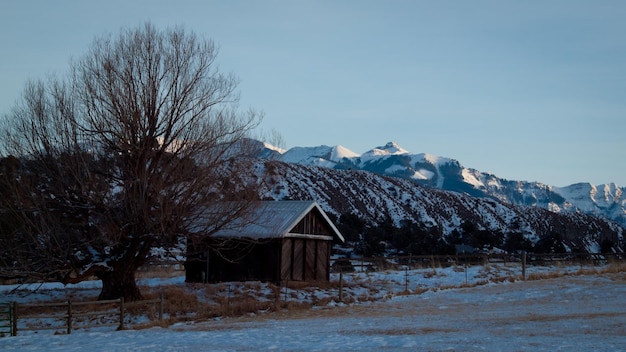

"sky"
[1,0,625,187]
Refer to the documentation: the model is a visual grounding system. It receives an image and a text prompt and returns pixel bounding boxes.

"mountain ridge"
[256,140,626,228]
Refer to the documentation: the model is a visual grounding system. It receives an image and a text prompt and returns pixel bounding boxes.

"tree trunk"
[97,269,142,301]
[95,233,153,301]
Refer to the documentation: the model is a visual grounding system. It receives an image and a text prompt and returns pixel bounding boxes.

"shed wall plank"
[305,240,316,281]
[280,239,292,280]
[317,241,329,280]
[292,239,304,281]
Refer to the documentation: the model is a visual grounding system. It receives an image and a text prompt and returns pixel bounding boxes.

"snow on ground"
[2,264,626,351]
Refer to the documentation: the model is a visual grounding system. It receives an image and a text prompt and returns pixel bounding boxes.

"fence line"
[328,252,626,301]
[330,252,625,273]
[6,295,163,336]
[3,252,623,337]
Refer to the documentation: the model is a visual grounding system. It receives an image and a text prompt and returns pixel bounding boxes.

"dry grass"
[137,280,326,325]
[159,286,205,319]
[523,262,625,281]
[131,261,626,327]
[282,279,341,291]
[410,286,430,295]
[422,269,439,278]
[516,311,624,323]
[136,267,184,279]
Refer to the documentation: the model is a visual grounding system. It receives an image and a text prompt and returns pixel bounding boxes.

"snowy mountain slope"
[554,182,625,220]
[259,141,626,228]
[237,159,623,252]
[468,175,626,228]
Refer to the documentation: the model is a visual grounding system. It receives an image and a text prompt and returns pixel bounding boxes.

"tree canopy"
[0,23,262,300]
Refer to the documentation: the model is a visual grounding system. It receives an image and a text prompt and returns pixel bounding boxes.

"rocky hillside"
[239,159,624,253]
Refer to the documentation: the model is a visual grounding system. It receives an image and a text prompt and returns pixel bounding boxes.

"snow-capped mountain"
[257,141,626,228]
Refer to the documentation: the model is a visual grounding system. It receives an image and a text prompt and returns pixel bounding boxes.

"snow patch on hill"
[461,168,484,188]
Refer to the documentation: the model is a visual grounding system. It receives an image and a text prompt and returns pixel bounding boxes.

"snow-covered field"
[2,264,626,351]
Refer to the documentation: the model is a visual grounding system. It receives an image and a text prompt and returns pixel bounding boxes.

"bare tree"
[0,23,263,300]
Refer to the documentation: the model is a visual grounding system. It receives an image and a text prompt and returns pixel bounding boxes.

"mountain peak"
[364,142,410,157]
[330,145,359,160]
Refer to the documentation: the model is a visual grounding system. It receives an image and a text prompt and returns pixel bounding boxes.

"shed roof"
[210,201,344,242]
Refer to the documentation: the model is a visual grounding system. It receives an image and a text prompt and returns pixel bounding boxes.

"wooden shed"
[185,201,345,283]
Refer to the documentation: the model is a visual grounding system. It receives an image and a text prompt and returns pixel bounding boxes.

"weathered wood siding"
[186,204,337,283]
[291,210,335,236]
[280,238,331,281]
[292,239,304,280]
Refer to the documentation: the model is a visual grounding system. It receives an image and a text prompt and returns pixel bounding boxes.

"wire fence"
[330,252,625,274]
[3,295,164,336]
[2,251,623,336]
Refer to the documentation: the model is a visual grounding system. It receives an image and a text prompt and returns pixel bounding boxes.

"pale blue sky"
[1,0,625,186]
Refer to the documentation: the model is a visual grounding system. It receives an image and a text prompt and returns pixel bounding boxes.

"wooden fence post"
[464,263,468,286]
[338,271,343,303]
[12,302,17,336]
[118,297,125,330]
[227,284,232,313]
[405,267,409,292]
[283,281,288,304]
[521,251,527,281]
[67,300,72,335]
[579,253,584,270]
[158,293,164,322]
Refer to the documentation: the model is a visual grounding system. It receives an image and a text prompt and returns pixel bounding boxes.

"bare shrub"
[221,295,276,316]
[423,269,438,278]
[161,286,204,319]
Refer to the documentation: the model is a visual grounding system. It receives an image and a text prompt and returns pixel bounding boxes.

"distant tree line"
[333,212,623,257]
